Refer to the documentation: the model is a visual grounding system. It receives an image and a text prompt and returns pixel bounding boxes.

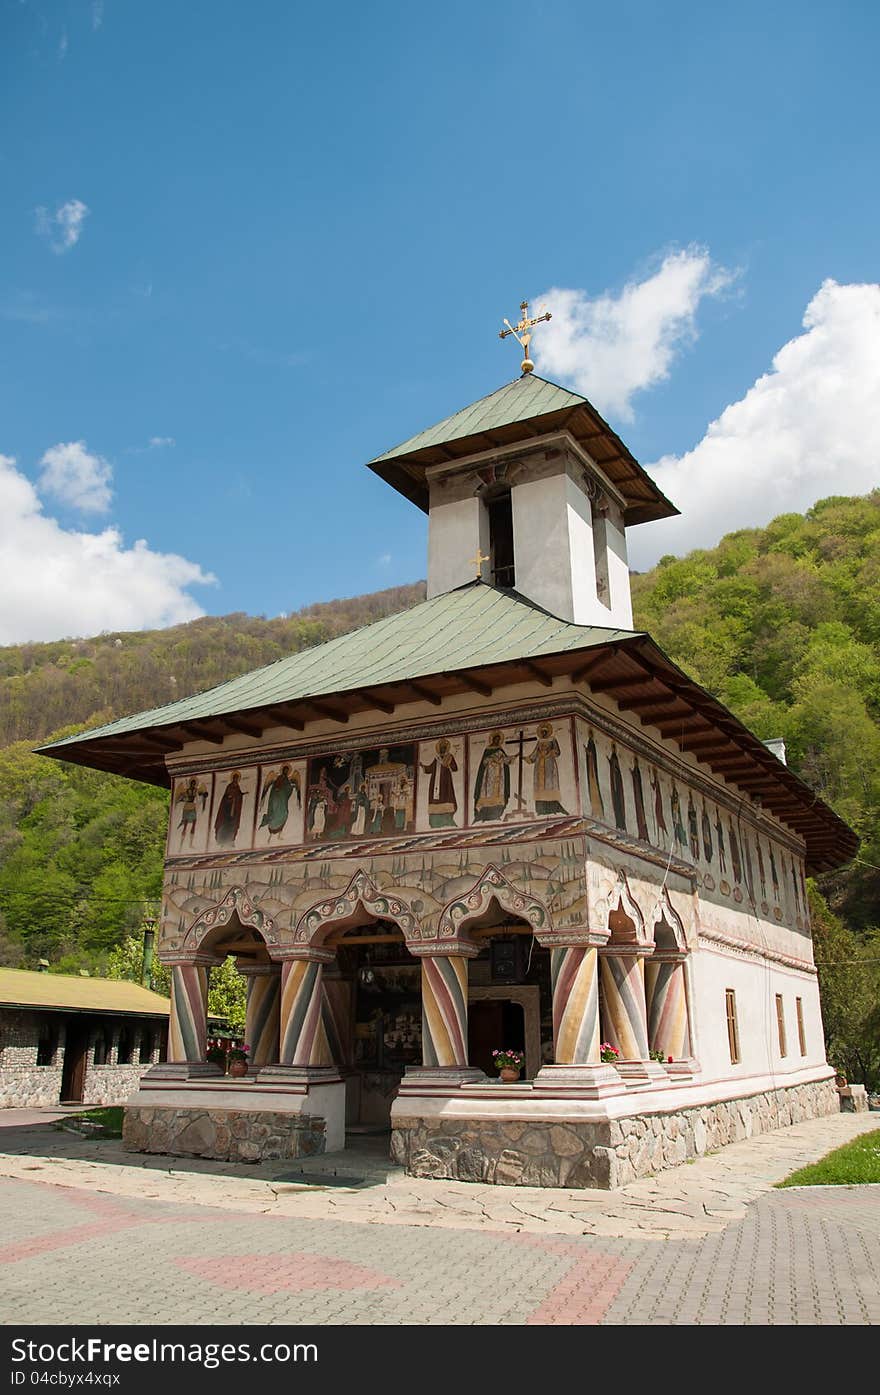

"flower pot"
[498,1067,521,1083]
[228,1058,248,1078]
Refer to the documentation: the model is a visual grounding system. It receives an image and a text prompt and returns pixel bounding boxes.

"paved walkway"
[0,1111,877,1323]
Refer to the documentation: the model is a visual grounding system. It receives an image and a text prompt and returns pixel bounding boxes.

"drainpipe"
[141,915,157,990]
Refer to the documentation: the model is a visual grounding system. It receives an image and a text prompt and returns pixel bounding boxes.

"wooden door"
[467,1000,504,1076]
[60,1021,88,1103]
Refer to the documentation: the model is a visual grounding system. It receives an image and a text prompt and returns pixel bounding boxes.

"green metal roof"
[39,583,637,752]
[366,373,678,525]
[369,374,586,464]
[0,967,170,1016]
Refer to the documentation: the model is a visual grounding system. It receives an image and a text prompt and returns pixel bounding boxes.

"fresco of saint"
[650,767,668,843]
[307,768,337,838]
[259,764,301,838]
[583,729,605,819]
[350,781,369,837]
[473,731,512,822]
[527,723,568,815]
[630,757,649,841]
[757,840,767,900]
[728,819,742,884]
[420,739,459,828]
[701,802,713,863]
[175,776,209,846]
[671,785,688,852]
[769,844,780,901]
[744,837,755,902]
[214,771,245,846]
[608,743,627,831]
[687,794,700,860]
[715,809,727,873]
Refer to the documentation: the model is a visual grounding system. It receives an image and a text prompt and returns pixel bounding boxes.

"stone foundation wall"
[0,1067,66,1108]
[123,1105,328,1163]
[82,1066,147,1107]
[391,1077,840,1190]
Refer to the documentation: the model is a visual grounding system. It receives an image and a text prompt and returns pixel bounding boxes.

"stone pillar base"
[617,1059,670,1085]
[401,1066,487,1088]
[256,1064,343,1086]
[533,1063,622,1098]
[142,1061,224,1082]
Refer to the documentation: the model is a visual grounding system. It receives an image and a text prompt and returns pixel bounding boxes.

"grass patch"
[777,1129,880,1187]
[62,1106,124,1138]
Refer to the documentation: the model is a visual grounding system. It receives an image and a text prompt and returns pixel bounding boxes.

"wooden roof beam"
[657,718,715,739]
[403,680,443,707]
[360,688,397,715]
[217,714,267,739]
[260,705,306,731]
[569,648,618,684]
[457,670,493,698]
[523,660,553,688]
[679,733,732,753]
[305,700,350,725]
[589,675,657,697]
[177,722,225,745]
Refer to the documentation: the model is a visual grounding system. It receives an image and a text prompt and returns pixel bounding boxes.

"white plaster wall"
[511,473,577,620]
[690,945,827,1087]
[604,512,633,630]
[427,496,489,598]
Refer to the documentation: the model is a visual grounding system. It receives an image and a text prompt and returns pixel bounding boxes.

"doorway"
[468,999,526,1076]
[60,1020,89,1103]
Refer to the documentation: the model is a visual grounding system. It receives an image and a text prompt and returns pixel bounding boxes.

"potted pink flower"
[492,1048,524,1082]
[599,1042,620,1065]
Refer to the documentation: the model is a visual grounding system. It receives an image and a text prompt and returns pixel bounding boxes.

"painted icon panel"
[167,773,214,856]
[253,760,307,849]
[468,719,576,826]
[416,736,465,830]
[207,766,258,852]
[305,743,417,841]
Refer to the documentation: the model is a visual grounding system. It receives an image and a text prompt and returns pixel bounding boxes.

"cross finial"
[470,549,490,580]
[499,298,552,374]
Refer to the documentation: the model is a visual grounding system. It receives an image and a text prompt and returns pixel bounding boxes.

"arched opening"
[195,912,276,1070]
[444,895,548,1081]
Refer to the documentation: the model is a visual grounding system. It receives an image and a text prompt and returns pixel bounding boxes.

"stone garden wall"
[391,1076,840,1190]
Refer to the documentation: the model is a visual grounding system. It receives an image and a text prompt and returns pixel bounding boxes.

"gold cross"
[499,299,552,374]
[470,549,490,580]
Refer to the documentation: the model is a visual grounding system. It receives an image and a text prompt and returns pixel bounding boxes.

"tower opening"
[488,492,515,587]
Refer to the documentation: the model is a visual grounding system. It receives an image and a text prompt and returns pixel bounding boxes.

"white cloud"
[148,436,175,449]
[0,452,214,644]
[39,441,113,514]
[533,247,735,420]
[35,199,89,253]
[91,1,104,30]
[377,552,392,567]
[633,279,880,567]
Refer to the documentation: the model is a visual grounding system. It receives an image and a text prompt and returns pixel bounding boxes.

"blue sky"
[2,0,879,641]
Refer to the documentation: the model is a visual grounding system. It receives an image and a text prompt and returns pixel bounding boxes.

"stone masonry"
[123,1105,329,1164]
[391,1077,840,1190]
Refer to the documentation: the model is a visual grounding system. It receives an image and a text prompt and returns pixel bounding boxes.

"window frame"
[725,988,740,1065]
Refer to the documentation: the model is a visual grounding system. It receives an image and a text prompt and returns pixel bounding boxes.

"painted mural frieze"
[306,743,416,841]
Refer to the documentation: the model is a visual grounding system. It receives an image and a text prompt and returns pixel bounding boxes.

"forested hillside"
[0,497,877,1081]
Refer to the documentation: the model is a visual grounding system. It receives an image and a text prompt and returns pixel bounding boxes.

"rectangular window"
[487,494,515,588]
[725,988,740,1065]
[775,994,787,1057]
[796,997,806,1055]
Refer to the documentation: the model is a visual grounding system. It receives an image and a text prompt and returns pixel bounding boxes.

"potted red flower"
[227,1042,250,1078]
[492,1048,524,1082]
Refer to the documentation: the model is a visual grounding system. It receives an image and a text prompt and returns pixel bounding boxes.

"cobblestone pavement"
[0,1111,878,1324]
[0,1170,878,1325]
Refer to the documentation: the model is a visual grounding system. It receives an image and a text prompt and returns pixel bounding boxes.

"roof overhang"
[39,632,857,876]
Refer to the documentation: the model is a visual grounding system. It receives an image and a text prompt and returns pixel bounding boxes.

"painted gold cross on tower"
[499,299,552,375]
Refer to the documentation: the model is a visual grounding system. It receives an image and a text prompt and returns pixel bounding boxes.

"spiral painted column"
[551,945,601,1065]
[599,951,654,1076]
[242,964,282,1067]
[168,962,210,1064]
[645,957,691,1062]
[279,951,335,1068]
[421,955,470,1067]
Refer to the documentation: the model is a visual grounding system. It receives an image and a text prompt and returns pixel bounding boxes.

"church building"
[41,318,857,1187]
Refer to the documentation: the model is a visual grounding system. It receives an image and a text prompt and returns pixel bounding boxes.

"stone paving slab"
[0,1171,877,1325]
[0,1110,875,1241]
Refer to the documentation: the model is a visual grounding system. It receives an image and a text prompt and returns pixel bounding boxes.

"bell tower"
[367,370,678,630]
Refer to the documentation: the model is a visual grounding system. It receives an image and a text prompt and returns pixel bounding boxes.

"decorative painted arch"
[183,885,278,954]
[606,869,647,947]
[651,887,688,954]
[294,868,422,946]
[436,864,551,939]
